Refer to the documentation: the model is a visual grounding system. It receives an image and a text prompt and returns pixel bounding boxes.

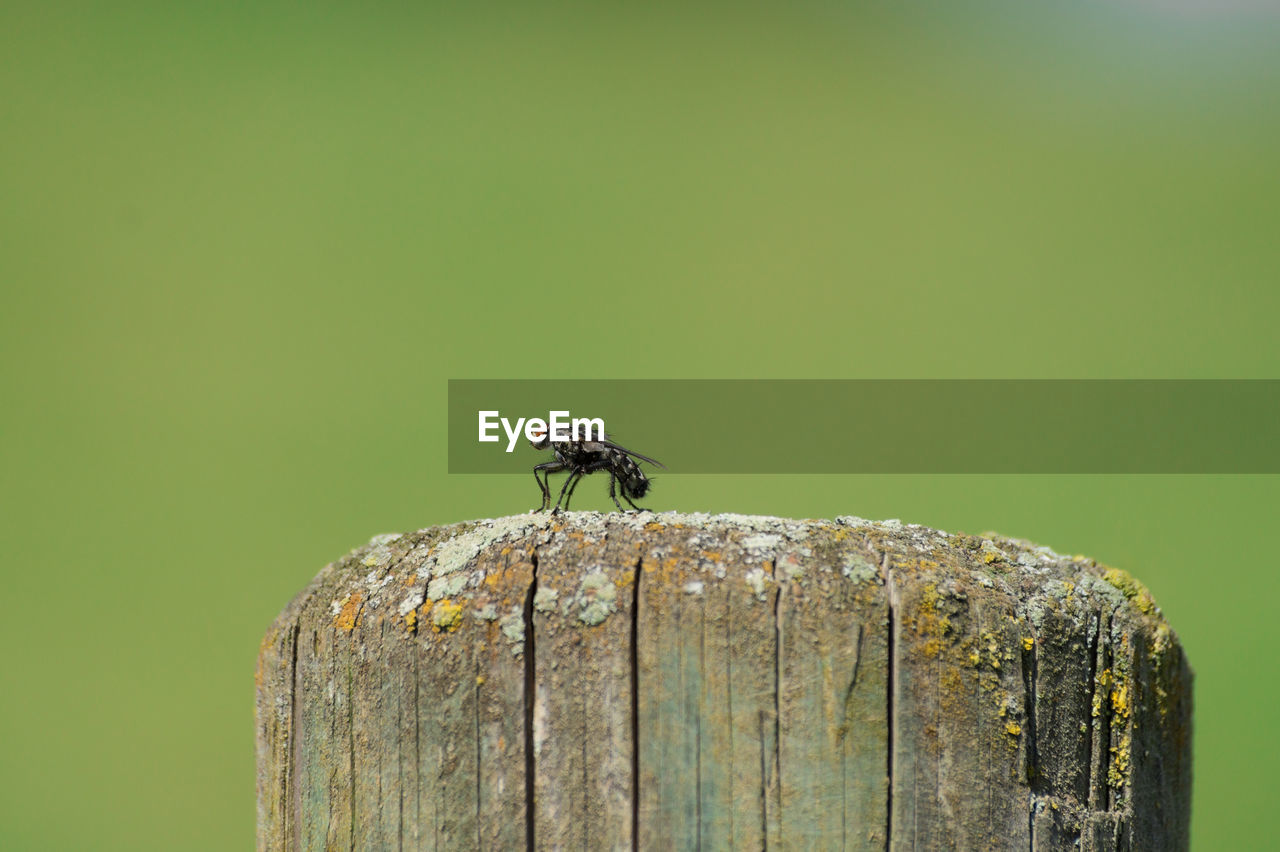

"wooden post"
[256,513,1191,850]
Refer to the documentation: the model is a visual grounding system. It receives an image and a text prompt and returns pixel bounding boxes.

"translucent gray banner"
[448,380,1280,473]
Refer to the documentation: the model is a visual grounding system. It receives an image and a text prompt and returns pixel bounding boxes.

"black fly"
[530,429,664,513]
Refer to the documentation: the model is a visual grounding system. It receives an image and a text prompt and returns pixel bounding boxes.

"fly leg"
[533,461,565,511]
[564,470,588,507]
[571,459,613,510]
[552,469,583,514]
[557,459,611,512]
[621,485,644,511]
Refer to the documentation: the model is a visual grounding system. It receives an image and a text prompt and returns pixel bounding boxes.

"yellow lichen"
[1111,681,1130,719]
[333,592,363,632]
[1108,735,1132,788]
[403,609,418,634]
[940,667,964,703]
[1101,567,1157,615]
[1022,637,1034,651]
[432,599,465,632]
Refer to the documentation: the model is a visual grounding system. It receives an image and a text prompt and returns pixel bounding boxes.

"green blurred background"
[3,1,1277,848]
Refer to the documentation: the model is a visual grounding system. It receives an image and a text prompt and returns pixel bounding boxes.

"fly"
[529,429,664,513]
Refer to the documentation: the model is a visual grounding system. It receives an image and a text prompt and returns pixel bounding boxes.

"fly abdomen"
[623,475,651,500]
[612,452,652,499]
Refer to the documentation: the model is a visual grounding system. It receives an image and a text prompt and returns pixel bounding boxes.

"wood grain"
[256,513,1192,850]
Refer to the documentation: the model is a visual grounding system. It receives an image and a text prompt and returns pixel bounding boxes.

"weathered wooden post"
[256,513,1191,850]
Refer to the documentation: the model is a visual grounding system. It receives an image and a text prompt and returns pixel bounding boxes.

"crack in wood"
[630,556,642,852]
[523,549,539,852]
[696,578,704,852]
[1022,635,1041,791]
[1096,613,1115,813]
[286,622,300,852]
[347,639,355,852]
[883,550,895,852]
[1028,795,1036,852]
[769,558,781,850]
[473,654,481,852]
[412,648,420,851]
[840,623,865,850]
[1086,610,1100,812]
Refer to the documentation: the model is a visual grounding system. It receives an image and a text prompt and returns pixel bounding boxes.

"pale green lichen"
[741,533,782,553]
[416,514,554,579]
[1074,573,1129,611]
[500,609,525,650]
[1045,579,1075,601]
[397,585,425,616]
[330,515,1180,701]
[841,554,879,584]
[1020,596,1047,630]
[573,572,618,626]
[775,552,806,582]
[360,533,402,568]
[711,513,812,539]
[427,572,468,601]
[533,586,559,613]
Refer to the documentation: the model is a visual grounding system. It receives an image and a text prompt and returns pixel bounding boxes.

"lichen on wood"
[256,512,1192,850]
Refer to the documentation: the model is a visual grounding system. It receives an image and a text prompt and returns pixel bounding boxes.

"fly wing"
[601,440,666,469]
